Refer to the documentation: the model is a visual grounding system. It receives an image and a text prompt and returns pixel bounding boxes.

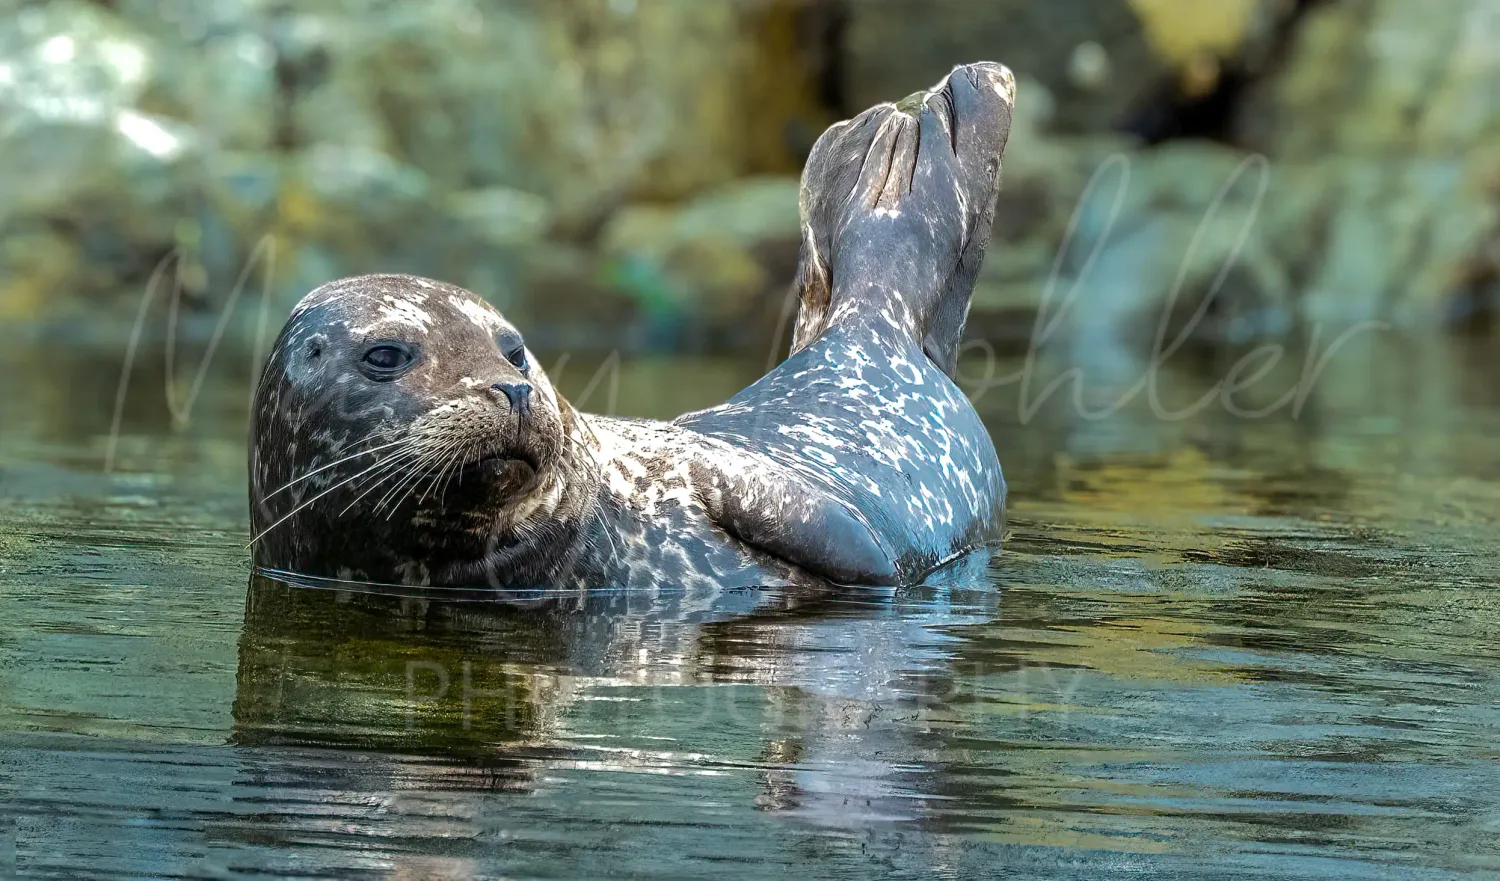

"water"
[2,330,1498,879]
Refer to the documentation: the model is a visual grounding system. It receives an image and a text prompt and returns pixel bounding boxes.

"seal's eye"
[506,344,529,372]
[359,342,417,379]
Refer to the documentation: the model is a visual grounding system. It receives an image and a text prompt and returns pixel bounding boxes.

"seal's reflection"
[232,570,851,753]
[234,574,562,751]
[232,555,998,828]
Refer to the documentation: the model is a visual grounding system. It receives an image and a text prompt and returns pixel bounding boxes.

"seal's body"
[680,317,1005,583]
[249,62,1015,591]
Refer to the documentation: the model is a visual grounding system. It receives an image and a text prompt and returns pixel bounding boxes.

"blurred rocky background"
[2,0,1499,351]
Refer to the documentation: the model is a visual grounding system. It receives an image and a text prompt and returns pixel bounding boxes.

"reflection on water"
[1,331,1498,878]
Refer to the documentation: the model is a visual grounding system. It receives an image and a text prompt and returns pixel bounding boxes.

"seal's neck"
[814,275,972,379]
[827,281,925,338]
[790,237,978,380]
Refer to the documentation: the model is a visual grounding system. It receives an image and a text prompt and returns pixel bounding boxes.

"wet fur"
[249,63,1015,591]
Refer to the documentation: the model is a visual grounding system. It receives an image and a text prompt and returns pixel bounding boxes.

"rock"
[0,225,83,323]
[113,0,281,152]
[971,78,1141,331]
[14,0,1489,343]
[968,0,1500,337]
[1292,157,1500,326]
[674,177,805,252]
[1127,0,1285,90]
[0,2,155,219]
[1238,0,1500,158]
[446,188,552,248]
[974,136,1293,349]
[273,143,532,312]
[0,2,210,320]
[599,176,802,324]
[1075,146,1292,341]
[1232,0,1500,324]
[976,141,1500,337]
[194,150,282,289]
[842,0,1159,134]
[841,0,1287,135]
[277,0,814,234]
[0,0,827,339]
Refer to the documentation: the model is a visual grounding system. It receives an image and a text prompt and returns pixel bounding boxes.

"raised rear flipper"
[789,62,1015,377]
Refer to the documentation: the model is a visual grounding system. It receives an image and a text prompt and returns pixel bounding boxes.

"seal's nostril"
[490,381,533,416]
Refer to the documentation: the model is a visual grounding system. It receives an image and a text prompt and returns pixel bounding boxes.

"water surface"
[2,332,1497,879]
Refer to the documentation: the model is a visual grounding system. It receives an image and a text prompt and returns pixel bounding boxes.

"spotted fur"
[249,62,1015,592]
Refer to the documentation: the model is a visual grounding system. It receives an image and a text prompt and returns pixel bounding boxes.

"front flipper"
[686,457,898,586]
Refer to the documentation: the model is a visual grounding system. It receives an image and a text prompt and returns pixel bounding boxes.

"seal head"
[249,274,590,585]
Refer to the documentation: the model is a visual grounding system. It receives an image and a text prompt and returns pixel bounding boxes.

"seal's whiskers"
[360,444,442,518]
[433,438,478,505]
[262,435,408,500]
[333,444,427,518]
[373,436,466,519]
[405,435,471,511]
[247,444,419,548]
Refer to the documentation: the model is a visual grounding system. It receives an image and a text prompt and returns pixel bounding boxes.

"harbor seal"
[249,61,1015,591]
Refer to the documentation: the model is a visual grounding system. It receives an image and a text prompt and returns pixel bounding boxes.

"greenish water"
[1,332,1498,879]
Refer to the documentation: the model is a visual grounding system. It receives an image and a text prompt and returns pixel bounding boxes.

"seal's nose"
[490,381,533,416]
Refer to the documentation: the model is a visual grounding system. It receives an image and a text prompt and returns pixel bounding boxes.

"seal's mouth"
[438,449,539,485]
